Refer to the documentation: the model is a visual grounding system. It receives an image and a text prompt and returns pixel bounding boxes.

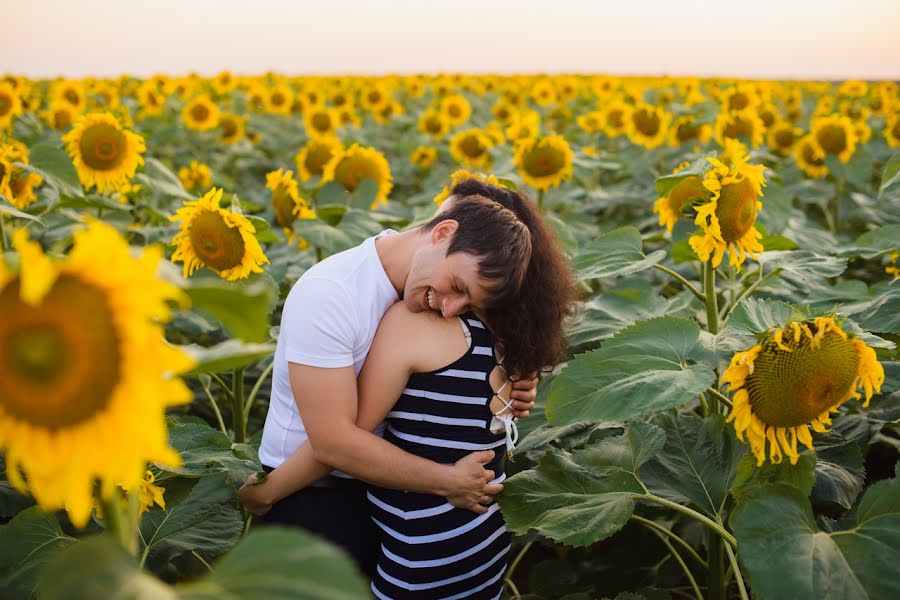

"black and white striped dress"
[368,314,511,600]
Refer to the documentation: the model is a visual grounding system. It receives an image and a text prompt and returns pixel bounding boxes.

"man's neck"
[374,229,419,297]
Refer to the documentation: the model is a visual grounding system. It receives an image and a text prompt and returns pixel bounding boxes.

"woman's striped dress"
[368,314,511,600]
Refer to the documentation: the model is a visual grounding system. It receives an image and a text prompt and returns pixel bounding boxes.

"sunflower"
[668,116,712,147]
[440,94,472,127]
[136,81,165,118]
[0,222,194,528]
[43,101,79,130]
[0,141,42,209]
[321,144,393,206]
[810,114,857,163]
[212,70,238,95]
[410,146,437,170]
[266,168,314,229]
[491,99,519,126]
[836,80,868,98]
[0,82,23,129]
[513,134,574,192]
[654,168,707,233]
[531,79,558,107]
[627,104,672,149]
[449,128,494,169]
[304,105,340,138]
[598,99,632,138]
[720,83,760,113]
[793,134,829,179]
[433,169,509,206]
[359,82,391,113]
[885,113,900,148]
[170,188,269,281]
[715,109,765,148]
[756,101,780,128]
[505,110,541,142]
[724,317,884,466]
[181,95,220,132]
[62,112,146,194]
[266,84,294,115]
[688,155,766,271]
[178,161,212,192]
[218,112,245,145]
[577,111,604,134]
[418,109,450,140]
[51,80,87,113]
[766,121,802,156]
[293,136,341,183]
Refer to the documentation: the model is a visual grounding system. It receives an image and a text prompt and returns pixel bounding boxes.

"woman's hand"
[509,373,538,418]
[237,473,274,517]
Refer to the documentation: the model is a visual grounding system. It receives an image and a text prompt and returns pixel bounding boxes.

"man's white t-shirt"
[258,231,399,469]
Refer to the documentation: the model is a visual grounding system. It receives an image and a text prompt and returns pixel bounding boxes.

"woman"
[240,181,576,597]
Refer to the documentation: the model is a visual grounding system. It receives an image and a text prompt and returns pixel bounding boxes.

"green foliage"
[547,317,715,424]
[0,508,77,599]
[573,227,666,280]
[182,340,275,375]
[180,272,279,342]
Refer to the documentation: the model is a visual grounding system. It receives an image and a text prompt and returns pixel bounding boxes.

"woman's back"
[368,311,511,600]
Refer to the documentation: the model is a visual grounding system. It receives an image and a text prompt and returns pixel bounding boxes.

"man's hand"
[237,473,274,517]
[444,450,504,514]
[509,373,538,418]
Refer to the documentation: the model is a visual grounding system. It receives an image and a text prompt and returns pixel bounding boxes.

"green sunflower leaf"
[731,478,900,600]
[176,527,370,599]
[293,218,354,255]
[640,413,746,517]
[182,339,275,375]
[811,434,866,510]
[14,143,83,198]
[0,199,45,224]
[731,452,817,499]
[136,157,193,201]
[160,417,260,482]
[851,284,900,334]
[728,297,805,334]
[573,227,666,280]
[139,475,243,568]
[499,423,665,547]
[180,272,279,343]
[842,224,900,259]
[547,317,715,425]
[878,151,900,198]
[756,250,847,287]
[38,535,175,600]
[0,508,77,599]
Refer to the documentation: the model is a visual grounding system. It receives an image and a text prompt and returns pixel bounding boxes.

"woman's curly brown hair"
[448,179,578,377]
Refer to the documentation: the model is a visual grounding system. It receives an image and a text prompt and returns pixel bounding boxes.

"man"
[238,182,538,575]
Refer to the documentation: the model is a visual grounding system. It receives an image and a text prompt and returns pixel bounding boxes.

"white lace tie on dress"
[489,365,518,458]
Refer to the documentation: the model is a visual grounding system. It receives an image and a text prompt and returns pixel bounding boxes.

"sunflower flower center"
[0,95,10,115]
[715,177,758,242]
[312,112,332,133]
[606,109,624,128]
[64,89,80,105]
[816,124,847,154]
[189,210,246,271]
[774,128,795,148]
[0,276,121,430]
[271,92,286,106]
[633,109,660,136]
[79,123,127,171]
[306,145,335,175]
[459,134,486,158]
[523,144,564,177]
[334,157,376,192]
[425,116,442,135]
[272,186,296,228]
[745,330,859,427]
[190,103,211,122]
[221,117,238,137]
[728,93,750,111]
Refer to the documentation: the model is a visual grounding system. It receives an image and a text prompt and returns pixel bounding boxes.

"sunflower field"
[1,73,899,599]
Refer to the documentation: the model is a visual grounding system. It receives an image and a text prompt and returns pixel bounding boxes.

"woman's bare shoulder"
[378,302,453,338]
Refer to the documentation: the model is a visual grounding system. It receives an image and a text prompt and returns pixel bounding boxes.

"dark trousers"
[259,466,378,578]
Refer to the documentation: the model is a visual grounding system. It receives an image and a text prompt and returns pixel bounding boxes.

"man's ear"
[430,219,459,244]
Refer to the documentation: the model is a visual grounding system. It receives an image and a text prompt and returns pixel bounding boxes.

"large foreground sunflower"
[62,112,146,194]
[688,155,766,270]
[724,317,884,466]
[321,144,393,206]
[170,188,269,281]
[513,135,574,191]
[0,222,194,527]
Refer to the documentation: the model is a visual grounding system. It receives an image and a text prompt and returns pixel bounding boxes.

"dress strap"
[490,361,518,458]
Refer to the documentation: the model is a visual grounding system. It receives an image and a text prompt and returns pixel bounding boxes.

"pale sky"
[3,0,899,79]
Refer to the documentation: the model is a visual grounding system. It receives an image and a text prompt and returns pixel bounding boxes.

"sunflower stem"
[210,373,235,403]
[722,268,782,324]
[724,536,750,600]
[707,532,726,600]
[703,260,719,335]
[0,214,7,251]
[506,541,532,583]
[706,387,733,411]
[99,491,138,556]
[232,368,246,444]
[828,179,843,234]
[244,361,275,423]
[199,378,229,435]
[633,494,736,548]
[316,246,324,263]
[538,189,545,212]
[653,264,705,302]
[632,515,707,568]
[646,524,703,600]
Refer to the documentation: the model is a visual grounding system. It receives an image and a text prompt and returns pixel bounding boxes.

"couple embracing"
[238,177,576,599]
